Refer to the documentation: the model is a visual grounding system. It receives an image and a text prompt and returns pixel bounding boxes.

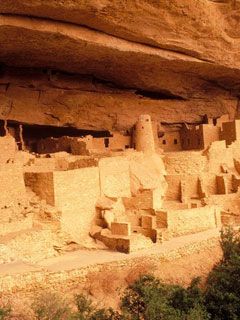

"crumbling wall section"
[99,157,131,198]
[0,164,27,209]
[0,135,16,164]
[157,206,220,237]
[24,172,55,206]
[53,167,100,242]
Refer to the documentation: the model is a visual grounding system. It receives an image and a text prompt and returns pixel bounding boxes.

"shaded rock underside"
[1,0,240,130]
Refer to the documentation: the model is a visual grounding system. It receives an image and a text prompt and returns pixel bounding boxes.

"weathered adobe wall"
[158,206,221,236]
[165,174,200,201]
[206,141,235,173]
[159,131,182,152]
[23,159,118,241]
[202,125,221,149]
[164,140,240,200]
[220,121,237,146]
[99,157,131,198]
[164,151,208,175]
[53,167,100,242]
[164,139,240,176]
[24,172,54,206]
[25,166,101,243]
[0,135,16,163]
[206,192,240,214]
[0,164,27,209]
[165,172,222,201]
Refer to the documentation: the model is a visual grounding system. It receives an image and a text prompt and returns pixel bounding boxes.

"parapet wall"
[157,206,221,237]
[0,164,27,208]
[99,157,131,198]
[164,151,207,175]
[53,167,100,242]
[25,167,101,242]
[0,135,16,164]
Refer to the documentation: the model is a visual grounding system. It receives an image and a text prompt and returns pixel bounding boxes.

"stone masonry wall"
[99,157,131,198]
[0,135,16,164]
[53,167,100,242]
[159,206,220,237]
[0,233,220,294]
[0,164,27,208]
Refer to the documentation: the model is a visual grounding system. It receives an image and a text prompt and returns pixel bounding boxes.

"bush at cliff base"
[205,227,240,320]
[121,274,209,320]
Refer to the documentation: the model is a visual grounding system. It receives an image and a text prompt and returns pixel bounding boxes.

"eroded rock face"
[0,1,240,129]
[0,67,237,130]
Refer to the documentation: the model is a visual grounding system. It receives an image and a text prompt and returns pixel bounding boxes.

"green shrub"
[0,306,11,320]
[73,294,93,320]
[186,304,210,320]
[205,228,240,320]
[73,294,126,320]
[121,274,209,320]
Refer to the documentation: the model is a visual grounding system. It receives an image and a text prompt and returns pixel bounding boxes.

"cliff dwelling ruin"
[1,0,240,301]
[0,106,240,254]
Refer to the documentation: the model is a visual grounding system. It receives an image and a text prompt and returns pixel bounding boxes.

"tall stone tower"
[134,114,156,153]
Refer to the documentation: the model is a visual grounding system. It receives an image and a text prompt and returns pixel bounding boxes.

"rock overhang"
[0,1,240,129]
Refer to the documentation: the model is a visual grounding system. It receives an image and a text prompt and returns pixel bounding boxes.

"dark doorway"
[1,120,111,153]
[104,138,110,148]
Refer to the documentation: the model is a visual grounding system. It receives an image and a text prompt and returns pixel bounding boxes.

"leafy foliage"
[0,306,11,320]
[205,228,240,320]
[72,294,126,320]
[121,274,209,320]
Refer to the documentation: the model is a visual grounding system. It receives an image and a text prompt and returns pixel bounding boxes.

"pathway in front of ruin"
[0,228,220,276]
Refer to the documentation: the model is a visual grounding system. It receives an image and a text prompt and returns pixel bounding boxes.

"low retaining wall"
[0,232,220,293]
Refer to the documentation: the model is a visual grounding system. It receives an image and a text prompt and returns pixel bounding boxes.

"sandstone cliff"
[0,0,240,130]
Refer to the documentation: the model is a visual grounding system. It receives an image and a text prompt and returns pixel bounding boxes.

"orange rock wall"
[0,1,240,129]
[0,67,235,131]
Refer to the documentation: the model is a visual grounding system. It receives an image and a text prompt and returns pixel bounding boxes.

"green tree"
[121,275,209,320]
[205,228,240,319]
[73,294,126,320]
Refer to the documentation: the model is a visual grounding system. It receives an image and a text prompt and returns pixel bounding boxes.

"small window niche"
[104,138,109,148]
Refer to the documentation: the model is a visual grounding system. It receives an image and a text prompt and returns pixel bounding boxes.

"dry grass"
[125,261,156,285]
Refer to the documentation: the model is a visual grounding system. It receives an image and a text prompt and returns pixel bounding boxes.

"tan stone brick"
[111,222,131,236]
